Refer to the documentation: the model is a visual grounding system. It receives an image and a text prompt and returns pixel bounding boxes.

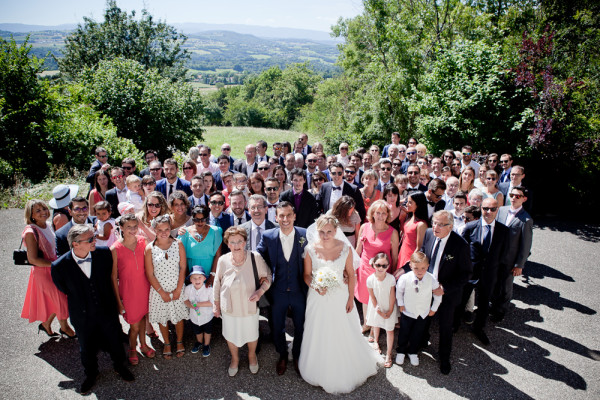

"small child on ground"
[125,175,145,212]
[94,201,116,247]
[395,251,442,366]
[182,266,214,357]
[365,253,398,368]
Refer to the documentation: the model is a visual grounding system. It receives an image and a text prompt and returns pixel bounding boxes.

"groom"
[257,201,308,376]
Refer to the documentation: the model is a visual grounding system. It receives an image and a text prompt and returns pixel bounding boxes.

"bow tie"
[268,204,277,209]
[333,186,342,191]
[407,187,419,192]
[508,209,519,214]
[117,188,127,194]
[77,257,92,265]
[427,201,436,207]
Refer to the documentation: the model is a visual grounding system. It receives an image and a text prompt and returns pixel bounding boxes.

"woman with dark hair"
[450,159,462,178]
[182,159,197,182]
[273,165,291,192]
[281,141,292,159]
[485,153,500,174]
[178,205,223,276]
[248,172,265,196]
[309,171,328,195]
[383,183,403,234]
[330,196,361,247]
[168,191,192,237]
[397,191,428,270]
[89,170,114,216]
[442,149,456,167]
[142,175,157,197]
[201,170,216,195]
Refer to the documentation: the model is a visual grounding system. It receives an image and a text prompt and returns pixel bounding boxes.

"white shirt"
[506,206,522,226]
[430,234,450,280]
[481,219,495,244]
[328,182,343,210]
[72,250,92,279]
[461,160,480,177]
[182,284,214,326]
[246,161,256,176]
[115,186,128,203]
[452,210,466,234]
[396,271,442,319]
[266,201,279,223]
[279,229,295,261]
[191,195,207,207]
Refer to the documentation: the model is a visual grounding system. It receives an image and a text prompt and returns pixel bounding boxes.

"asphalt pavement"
[0,208,598,399]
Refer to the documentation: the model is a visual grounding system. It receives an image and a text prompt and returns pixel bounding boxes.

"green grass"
[0,171,87,209]
[200,126,325,159]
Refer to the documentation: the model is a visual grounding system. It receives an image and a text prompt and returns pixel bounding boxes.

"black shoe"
[115,366,135,382]
[59,328,77,339]
[80,375,97,395]
[464,311,475,325]
[490,313,504,323]
[452,321,460,333]
[473,328,490,345]
[38,323,59,337]
[440,361,451,375]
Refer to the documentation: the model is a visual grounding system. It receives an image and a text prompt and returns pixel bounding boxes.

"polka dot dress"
[148,240,188,325]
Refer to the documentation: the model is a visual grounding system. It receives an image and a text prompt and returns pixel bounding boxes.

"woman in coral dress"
[355,200,399,336]
[397,191,428,270]
[111,214,154,365]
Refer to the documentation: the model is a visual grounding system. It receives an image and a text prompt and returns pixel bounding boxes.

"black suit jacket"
[280,189,320,228]
[318,181,366,222]
[241,219,277,250]
[233,160,258,176]
[55,217,97,257]
[406,183,428,193]
[51,247,120,330]
[420,230,472,301]
[104,187,123,219]
[461,220,509,283]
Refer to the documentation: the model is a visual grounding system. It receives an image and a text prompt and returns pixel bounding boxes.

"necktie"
[168,184,173,198]
[256,226,262,247]
[428,238,440,273]
[77,258,92,265]
[237,217,242,225]
[483,224,492,253]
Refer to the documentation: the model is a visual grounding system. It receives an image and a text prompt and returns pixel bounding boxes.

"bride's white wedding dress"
[298,242,380,394]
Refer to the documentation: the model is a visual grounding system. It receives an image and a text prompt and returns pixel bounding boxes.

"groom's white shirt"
[279,229,295,261]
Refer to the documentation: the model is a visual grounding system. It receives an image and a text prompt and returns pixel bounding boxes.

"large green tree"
[83,57,204,159]
[60,0,189,81]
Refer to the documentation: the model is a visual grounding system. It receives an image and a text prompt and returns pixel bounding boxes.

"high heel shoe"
[59,328,77,339]
[38,323,59,337]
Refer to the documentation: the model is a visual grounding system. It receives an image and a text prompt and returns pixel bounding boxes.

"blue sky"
[0,0,364,32]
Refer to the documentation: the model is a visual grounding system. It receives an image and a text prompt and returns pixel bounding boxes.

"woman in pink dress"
[355,200,399,336]
[397,191,428,270]
[21,200,75,338]
[111,214,154,365]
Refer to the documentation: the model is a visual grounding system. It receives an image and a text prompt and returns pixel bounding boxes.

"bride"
[298,215,380,394]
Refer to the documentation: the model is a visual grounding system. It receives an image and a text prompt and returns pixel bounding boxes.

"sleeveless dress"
[299,243,380,394]
[365,273,398,331]
[113,237,150,324]
[398,217,425,269]
[178,226,223,274]
[355,223,394,304]
[148,240,188,325]
[21,223,69,322]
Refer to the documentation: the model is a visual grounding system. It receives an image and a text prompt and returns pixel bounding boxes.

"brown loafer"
[276,358,287,375]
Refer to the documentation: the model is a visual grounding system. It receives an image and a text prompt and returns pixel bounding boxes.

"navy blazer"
[318,181,366,222]
[419,230,472,301]
[55,217,97,258]
[51,247,119,330]
[279,189,320,229]
[85,160,103,188]
[256,227,308,295]
[156,177,192,198]
[461,220,510,282]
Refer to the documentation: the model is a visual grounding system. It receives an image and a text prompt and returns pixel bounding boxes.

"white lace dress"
[298,242,380,394]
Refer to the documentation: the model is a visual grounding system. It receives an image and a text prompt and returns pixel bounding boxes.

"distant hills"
[0,23,341,75]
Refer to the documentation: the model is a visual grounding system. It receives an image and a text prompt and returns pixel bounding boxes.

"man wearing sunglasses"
[457,198,509,345]
[375,159,394,191]
[425,179,447,225]
[55,196,97,257]
[197,145,219,174]
[460,145,480,177]
[86,147,110,190]
[105,167,128,219]
[498,153,513,183]
[318,162,366,222]
[121,157,137,178]
[139,150,165,179]
[498,165,531,211]
[491,186,533,323]
[220,143,236,166]
[280,169,319,228]
[264,177,282,224]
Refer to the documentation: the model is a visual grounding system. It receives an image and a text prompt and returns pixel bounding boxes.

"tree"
[0,36,53,184]
[82,58,204,159]
[60,0,189,81]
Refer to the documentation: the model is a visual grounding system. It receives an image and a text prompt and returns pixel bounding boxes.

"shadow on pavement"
[523,261,575,282]
[534,218,600,243]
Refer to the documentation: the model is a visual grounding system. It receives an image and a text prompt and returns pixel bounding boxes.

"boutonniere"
[299,237,307,247]
[445,255,454,261]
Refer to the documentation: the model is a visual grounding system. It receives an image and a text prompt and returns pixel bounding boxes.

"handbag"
[13,239,30,265]
[250,252,270,308]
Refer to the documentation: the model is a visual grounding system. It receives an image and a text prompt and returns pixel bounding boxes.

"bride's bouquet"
[311,267,340,293]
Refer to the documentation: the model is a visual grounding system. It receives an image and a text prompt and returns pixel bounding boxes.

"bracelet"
[210,272,216,276]
[156,287,163,292]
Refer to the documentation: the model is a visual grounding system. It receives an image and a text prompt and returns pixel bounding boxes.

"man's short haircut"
[379,158,392,166]
[111,166,124,176]
[329,162,344,171]
[145,149,157,157]
[350,151,362,160]
[407,164,421,173]
[276,200,295,215]
[468,188,484,199]
[464,205,481,219]
[257,140,267,149]
[462,145,473,152]
[67,224,94,248]
[294,153,304,162]
[122,157,136,168]
[391,131,400,137]
[69,196,88,209]
[229,190,246,201]
[290,168,306,180]
[428,178,446,192]
[454,191,468,202]
[209,191,225,201]
[191,174,204,183]
[265,177,280,186]
[432,210,453,226]
[501,153,512,160]
[233,173,247,182]
[512,185,529,197]
[217,154,230,163]
[248,194,267,207]
[221,171,234,180]
[512,165,525,174]
[149,160,162,169]
[95,147,107,156]
[164,158,178,169]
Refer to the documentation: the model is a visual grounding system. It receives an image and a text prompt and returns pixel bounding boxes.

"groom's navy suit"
[257,227,308,360]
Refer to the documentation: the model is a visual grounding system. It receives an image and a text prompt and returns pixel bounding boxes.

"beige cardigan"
[213,251,271,317]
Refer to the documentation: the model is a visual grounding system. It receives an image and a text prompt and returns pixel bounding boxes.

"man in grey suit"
[240,194,277,251]
[491,185,533,322]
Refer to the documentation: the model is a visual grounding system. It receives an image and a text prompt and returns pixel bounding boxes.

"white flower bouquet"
[311,267,340,293]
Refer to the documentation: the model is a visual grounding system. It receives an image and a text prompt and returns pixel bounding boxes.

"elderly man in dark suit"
[457,198,509,345]
[491,186,533,322]
[318,162,366,222]
[55,196,96,257]
[280,168,320,228]
[415,210,472,375]
[51,224,133,394]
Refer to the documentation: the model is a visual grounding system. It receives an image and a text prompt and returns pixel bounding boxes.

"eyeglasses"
[72,206,89,212]
[444,155,453,158]
[374,263,389,269]
[192,217,208,223]
[147,203,161,208]
[340,147,349,151]
[509,193,524,199]
[344,170,356,174]
[462,152,472,156]
[112,175,124,179]
[482,207,498,212]
[210,201,225,206]
[380,167,391,171]
[414,279,420,293]
[76,235,97,243]
[150,168,161,172]
[122,166,132,170]
[258,167,269,171]
[330,171,343,176]
[488,159,497,163]
[431,191,443,199]
[393,163,401,167]
[451,163,460,167]
[265,187,279,192]
[432,221,451,227]
[200,153,209,157]
[500,160,510,163]
[183,167,193,171]
[142,182,155,186]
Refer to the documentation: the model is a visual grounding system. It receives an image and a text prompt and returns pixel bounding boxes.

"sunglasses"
[406,151,416,155]
[98,154,108,158]
[192,217,208,223]
[344,170,356,174]
[500,160,510,163]
[265,187,279,192]
[142,182,155,186]
[330,171,343,176]
[147,203,161,208]
[462,152,472,156]
[183,167,193,171]
[122,166,132,170]
[77,235,97,243]
[380,167,392,171]
[509,193,524,199]
[200,153,209,156]
[258,167,269,171]
[210,201,225,206]
[393,163,401,167]
[149,168,161,172]
[482,207,498,212]
[313,177,324,182]
[399,150,406,153]
[72,206,89,212]
[222,148,231,151]
[486,177,497,181]
[307,159,317,163]
[451,163,460,167]
[112,175,124,179]
[374,263,389,269]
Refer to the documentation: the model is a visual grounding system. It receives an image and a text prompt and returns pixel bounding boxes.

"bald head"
[482,198,499,224]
